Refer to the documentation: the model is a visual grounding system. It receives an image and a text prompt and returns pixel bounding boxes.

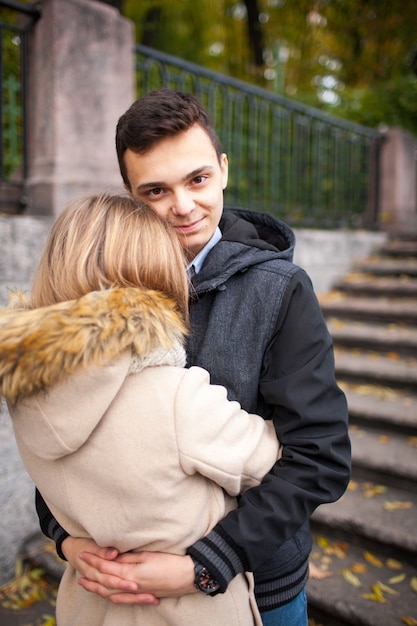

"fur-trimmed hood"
[0,287,187,405]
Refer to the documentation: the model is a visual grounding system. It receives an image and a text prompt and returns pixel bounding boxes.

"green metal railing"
[0,1,40,183]
[136,44,382,229]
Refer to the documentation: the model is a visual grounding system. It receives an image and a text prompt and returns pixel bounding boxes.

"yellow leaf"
[364,551,383,567]
[383,501,413,511]
[387,560,403,571]
[341,569,362,587]
[309,562,334,580]
[411,577,417,593]
[401,617,417,626]
[317,536,330,549]
[371,583,385,601]
[361,591,386,603]
[377,581,400,596]
[348,480,359,491]
[362,483,387,498]
[351,563,367,574]
[389,573,406,584]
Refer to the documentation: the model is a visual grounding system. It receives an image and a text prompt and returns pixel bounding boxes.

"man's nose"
[171,190,195,216]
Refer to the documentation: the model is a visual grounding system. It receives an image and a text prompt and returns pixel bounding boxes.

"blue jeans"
[260,588,307,626]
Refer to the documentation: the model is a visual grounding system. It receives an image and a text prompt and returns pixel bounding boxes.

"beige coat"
[0,288,280,626]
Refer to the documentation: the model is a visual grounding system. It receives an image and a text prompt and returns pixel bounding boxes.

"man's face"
[124,124,228,262]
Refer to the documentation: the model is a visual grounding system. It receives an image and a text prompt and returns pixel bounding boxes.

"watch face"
[194,563,220,594]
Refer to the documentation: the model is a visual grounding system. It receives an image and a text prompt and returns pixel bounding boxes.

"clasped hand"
[61,537,196,605]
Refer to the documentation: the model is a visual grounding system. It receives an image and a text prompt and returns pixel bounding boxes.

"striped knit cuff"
[187,527,248,593]
[254,558,309,611]
[47,517,69,561]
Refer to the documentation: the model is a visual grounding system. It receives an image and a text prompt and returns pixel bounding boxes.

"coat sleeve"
[187,269,351,587]
[174,367,280,496]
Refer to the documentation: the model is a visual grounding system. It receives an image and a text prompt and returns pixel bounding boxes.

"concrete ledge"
[293,229,388,295]
[0,216,389,306]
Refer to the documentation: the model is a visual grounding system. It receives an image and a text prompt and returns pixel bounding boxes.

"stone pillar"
[379,128,417,234]
[26,0,135,216]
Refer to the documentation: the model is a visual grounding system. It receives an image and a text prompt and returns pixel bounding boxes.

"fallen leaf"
[389,573,407,584]
[341,569,362,588]
[316,536,330,549]
[411,577,417,593]
[379,435,389,444]
[324,541,349,559]
[361,583,387,603]
[377,581,400,596]
[348,480,359,491]
[371,583,386,601]
[362,483,387,498]
[364,551,383,567]
[351,563,367,574]
[383,501,413,511]
[387,560,404,571]
[309,561,334,579]
[401,618,417,626]
[361,591,386,603]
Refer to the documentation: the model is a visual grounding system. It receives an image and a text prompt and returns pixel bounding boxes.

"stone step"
[353,258,417,278]
[349,423,417,490]
[378,239,417,258]
[307,526,417,626]
[333,274,417,298]
[320,293,417,325]
[311,479,417,563]
[334,348,417,390]
[342,383,417,434]
[327,318,417,356]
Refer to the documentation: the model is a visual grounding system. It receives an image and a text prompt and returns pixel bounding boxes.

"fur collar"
[0,287,186,404]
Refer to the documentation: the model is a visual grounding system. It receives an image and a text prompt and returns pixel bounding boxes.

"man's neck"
[187,227,222,275]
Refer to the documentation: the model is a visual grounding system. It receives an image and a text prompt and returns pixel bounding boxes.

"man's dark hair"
[116,89,223,189]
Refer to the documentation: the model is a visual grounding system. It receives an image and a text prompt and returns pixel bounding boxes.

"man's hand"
[78,550,196,605]
[61,537,158,604]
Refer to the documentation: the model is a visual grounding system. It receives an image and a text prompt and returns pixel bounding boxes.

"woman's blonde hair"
[30,193,189,322]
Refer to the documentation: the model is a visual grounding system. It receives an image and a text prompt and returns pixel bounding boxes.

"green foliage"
[327,76,417,136]
[118,0,417,135]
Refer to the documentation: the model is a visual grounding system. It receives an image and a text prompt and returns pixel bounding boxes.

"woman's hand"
[61,537,158,604]
[78,550,196,605]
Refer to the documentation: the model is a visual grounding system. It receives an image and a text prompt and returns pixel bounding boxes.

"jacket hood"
[193,207,295,293]
[222,207,295,260]
[0,287,186,405]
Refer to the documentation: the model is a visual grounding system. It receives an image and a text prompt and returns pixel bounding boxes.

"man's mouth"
[173,218,204,234]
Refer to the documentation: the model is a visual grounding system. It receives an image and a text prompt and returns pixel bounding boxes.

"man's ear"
[221,153,228,190]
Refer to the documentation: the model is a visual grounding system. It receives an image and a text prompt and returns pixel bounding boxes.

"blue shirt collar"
[187,227,222,276]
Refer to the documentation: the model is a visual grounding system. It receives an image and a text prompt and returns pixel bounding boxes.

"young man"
[36,89,351,625]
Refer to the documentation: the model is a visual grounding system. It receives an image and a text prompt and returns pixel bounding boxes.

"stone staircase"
[307,235,417,626]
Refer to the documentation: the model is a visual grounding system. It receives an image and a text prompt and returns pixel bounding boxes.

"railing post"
[25,0,135,216]
[378,128,417,234]
[363,133,384,230]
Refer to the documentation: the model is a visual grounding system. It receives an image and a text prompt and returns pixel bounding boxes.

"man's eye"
[148,188,163,197]
[193,176,206,184]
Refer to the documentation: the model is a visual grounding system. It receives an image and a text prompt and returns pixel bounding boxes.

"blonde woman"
[0,194,280,626]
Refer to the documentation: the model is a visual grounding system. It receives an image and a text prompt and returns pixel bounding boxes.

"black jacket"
[186,207,351,610]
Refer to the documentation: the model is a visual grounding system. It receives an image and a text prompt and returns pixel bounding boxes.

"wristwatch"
[192,560,221,595]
